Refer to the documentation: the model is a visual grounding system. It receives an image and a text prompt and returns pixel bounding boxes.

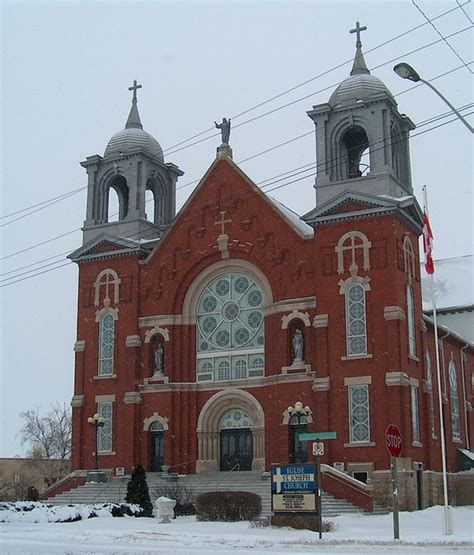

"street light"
[393,62,473,133]
[288,402,311,464]
[87,413,105,470]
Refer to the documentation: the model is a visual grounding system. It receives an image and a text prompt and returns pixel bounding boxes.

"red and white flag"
[422,212,435,275]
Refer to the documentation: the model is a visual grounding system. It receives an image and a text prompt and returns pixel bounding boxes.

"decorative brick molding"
[281,310,311,329]
[385,371,410,386]
[144,326,170,343]
[123,391,142,404]
[73,341,86,352]
[143,412,169,431]
[71,394,84,408]
[384,306,405,321]
[312,377,330,391]
[125,335,141,347]
[313,314,328,328]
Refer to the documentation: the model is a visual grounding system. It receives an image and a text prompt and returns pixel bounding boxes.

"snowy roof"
[421,255,474,312]
[268,197,314,237]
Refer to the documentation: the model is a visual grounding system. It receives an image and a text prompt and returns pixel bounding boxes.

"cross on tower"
[350,21,367,47]
[214,210,232,235]
[128,79,142,103]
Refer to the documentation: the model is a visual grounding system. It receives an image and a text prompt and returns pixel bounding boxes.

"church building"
[68,28,473,496]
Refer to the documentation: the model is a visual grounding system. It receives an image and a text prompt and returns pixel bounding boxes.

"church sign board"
[271,464,317,513]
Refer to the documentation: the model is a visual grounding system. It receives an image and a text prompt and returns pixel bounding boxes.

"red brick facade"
[70,157,474,479]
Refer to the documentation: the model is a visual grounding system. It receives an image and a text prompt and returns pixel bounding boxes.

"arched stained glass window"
[346,282,367,356]
[449,361,461,441]
[407,286,416,356]
[99,313,115,375]
[197,273,264,382]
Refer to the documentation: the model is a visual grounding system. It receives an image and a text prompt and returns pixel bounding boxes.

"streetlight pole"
[393,63,473,133]
[287,401,311,463]
[87,413,105,470]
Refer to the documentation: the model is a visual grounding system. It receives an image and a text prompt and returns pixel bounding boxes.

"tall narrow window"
[99,313,115,375]
[349,385,370,443]
[449,361,461,441]
[97,402,113,453]
[411,386,420,444]
[407,285,416,357]
[425,350,436,437]
[346,282,367,356]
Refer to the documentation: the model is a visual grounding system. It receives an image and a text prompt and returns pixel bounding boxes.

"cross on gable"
[350,21,367,47]
[214,210,232,235]
[128,79,142,103]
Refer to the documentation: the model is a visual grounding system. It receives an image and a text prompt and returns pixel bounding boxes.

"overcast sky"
[1,0,472,458]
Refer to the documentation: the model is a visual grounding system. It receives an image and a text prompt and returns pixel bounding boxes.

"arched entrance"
[150,421,164,471]
[196,388,265,473]
[220,410,253,471]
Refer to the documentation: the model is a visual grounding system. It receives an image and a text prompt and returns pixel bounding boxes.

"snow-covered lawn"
[0,505,473,554]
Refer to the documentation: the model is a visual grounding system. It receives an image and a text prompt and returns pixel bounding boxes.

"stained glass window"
[99,313,115,375]
[407,286,416,357]
[346,282,367,356]
[197,273,264,381]
[97,402,113,453]
[449,361,461,441]
[349,385,370,443]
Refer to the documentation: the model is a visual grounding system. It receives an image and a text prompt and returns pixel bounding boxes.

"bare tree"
[19,402,72,488]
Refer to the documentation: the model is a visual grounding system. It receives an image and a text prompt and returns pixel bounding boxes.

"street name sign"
[299,431,337,441]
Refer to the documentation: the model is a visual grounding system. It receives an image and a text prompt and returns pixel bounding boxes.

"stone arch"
[330,115,373,181]
[181,259,273,325]
[196,388,265,472]
[94,268,121,307]
[143,412,169,431]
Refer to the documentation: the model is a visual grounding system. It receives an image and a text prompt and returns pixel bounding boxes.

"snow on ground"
[0,505,473,555]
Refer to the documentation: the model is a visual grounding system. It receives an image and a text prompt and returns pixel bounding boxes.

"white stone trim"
[123,391,142,404]
[144,326,170,343]
[94,268,121,306]
[313,314,328,328]
[281,310,311,329]
[266,297,316,316]
[143,412,169,431]
[335,230,371,276]
[344,442,375,448]
[181,259,273,325]
[341,354,373,361]
[385,372,410,387]
[384,306,405,321]
[344,376,372,386]
[74,340,86,352]
[95,306,119,323]
[93,374,117,380]
[312,377,330,391]
[125,335,141,347]
[281,363,312,374]
[71,394,84,407]
[95,394,116,402]
[338,275,371,295]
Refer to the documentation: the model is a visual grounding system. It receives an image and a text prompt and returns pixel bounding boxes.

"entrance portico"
[196,388,265,472]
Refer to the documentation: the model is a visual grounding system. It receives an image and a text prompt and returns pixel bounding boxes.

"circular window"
[248,289,263,307]
[215,329,230,347]
[234,327,250,345]
[202,317,217,333]
[348,284,364,302]
[234,276,249,294]
[215,278,230,297]
[202,295,218,313]
[223,301,240,321]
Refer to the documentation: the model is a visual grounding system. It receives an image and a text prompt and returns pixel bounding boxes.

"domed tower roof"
[328,22,394,108]
[104,80,164,161]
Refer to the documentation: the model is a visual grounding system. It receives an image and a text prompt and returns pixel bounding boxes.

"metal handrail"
[161,459,196,473]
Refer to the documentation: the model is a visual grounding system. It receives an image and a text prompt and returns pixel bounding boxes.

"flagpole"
[422,185,451,535]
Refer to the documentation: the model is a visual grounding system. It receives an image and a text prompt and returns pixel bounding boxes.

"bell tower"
[307,23,415,206]
[80,81,183,245]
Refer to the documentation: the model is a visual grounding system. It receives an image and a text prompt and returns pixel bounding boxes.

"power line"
[412,0,473,74]
[456,0,473,24]
[2,107,471,287]
[2,10,470,225]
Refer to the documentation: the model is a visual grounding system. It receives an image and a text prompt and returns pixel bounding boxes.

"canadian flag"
[422,212,435,275]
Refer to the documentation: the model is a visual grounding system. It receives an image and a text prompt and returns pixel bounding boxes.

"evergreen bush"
[125,463,153,517]
[196,491,261,521]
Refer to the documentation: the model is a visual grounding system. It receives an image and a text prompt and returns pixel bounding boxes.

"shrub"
[271,513,334,532]
[26,487,39,502]
[125,463,153,517]
[250,516,271,528]
[196,491,261,521]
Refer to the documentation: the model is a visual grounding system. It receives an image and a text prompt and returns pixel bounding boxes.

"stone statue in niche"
[154,343,164,375]
[292,329,304,363]
[214,118,231,144]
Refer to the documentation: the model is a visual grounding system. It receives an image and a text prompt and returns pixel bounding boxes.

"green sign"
[299,431,337,441]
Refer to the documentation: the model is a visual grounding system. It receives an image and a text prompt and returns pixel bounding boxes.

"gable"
[68,234,153,263]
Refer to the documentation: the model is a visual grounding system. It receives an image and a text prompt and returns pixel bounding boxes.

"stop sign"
[385,424,403,457]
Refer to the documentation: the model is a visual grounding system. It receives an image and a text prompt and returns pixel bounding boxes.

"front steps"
[47,470,366,517]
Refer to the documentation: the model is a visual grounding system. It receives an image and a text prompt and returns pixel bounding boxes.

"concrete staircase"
[47,470,367,517]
